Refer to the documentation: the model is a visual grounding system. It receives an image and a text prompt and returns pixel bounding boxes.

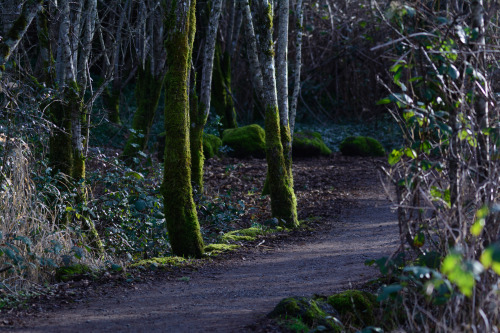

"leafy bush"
[85,150,168,260]
[375,2,500,331]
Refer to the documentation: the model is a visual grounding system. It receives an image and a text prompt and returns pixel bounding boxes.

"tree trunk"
[0,0,42,78]
[163,0,204,258]
[257,0,298,228]
[211,43,237,129]
[189,74,205,192]
[48,0,103,253]
[122,62,164,161]
[289,0,303,137]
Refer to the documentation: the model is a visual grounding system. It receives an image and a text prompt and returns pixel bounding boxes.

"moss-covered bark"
[256,0,298,228]
[48,101,73,177]
[162,0,204,258]
[189,77,205,192]
[212,43,237,130]
[122,61,164,161]
[265,105,298,228]
[103,85,121,124]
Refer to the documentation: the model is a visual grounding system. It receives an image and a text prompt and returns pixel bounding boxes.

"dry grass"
[0,141,102,293]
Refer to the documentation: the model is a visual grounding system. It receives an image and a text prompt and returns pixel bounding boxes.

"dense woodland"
[0,0,499,331]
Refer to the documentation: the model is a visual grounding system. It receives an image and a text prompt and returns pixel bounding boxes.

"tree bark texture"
[240,0,264,102]
[163,0,204,258]
[212,43,237,129]
[199,0,223,120]
[256,0,298,228]
[471,0,490,190]
[122,61,164,161]
[289,0,303,137]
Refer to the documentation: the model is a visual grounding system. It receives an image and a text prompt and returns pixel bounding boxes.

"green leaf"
[111,264,123,272]
[447,64,459,80]
[72,246,85,260]
[413,233,425,248]
[471,206,489,236]
[376,97,392,105]
[458,129,469,140]
[388,149,403,166]
[125,171,144,180]
[404,148,417,159]
[441,252,482,297]
[14,236,32,246]
[377,284,403,301]
[481,244,500,275]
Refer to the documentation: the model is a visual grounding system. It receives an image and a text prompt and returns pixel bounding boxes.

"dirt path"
[4,157,399,332]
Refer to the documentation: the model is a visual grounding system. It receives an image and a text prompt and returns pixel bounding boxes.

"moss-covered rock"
[129,256,188,270]
[268,296,341,332]
[204,243,239,256]
[221,227,265,242]
[339,136,385,157]
[55,264,92,282]
[222,124,266,158]
[203,133,222,159]
[292,131,332,157]
[327,290,377,327]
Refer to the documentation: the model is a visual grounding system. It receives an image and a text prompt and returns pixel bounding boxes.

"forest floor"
[1,154,399,332]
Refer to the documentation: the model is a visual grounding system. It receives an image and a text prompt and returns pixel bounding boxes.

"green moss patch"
[55,264,92,282]
[221,227,265,242]
[339,136,385,157]
[222,124,266,158]
[129,256,188,270]
[203,133,222,159]
[292,131,332,157]
[327,290,377,327]
[204,243,239,255]
[268,296,341,332]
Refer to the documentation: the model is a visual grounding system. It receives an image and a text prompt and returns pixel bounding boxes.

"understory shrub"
[0,141,102,293]
[374,2,500,331]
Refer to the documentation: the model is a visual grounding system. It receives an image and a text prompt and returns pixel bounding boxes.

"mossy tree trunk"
[122,61,164,161]
[212,43,237,130]
[47,0,103,253]
[102,84,121,124]
[191,0,223,192]
[256,0,298,228]
[162,0,204,258]
[189,77,205,192]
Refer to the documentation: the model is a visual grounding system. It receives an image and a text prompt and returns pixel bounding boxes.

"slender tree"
[162,0,204,258]
[289,0,303,137]
[0,0,43,78]
[190,0,223,191]
[122,0,166,161]
[247,0,298,227]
